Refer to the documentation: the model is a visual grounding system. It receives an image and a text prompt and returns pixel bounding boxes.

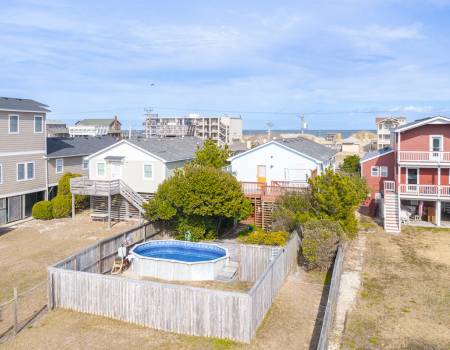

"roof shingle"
[47,136,118,158]
[0,97,49,112]
[275,138,337,162]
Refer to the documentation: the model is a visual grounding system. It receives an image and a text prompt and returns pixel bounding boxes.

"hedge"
[51,195,72,218]
[32,201,53,220]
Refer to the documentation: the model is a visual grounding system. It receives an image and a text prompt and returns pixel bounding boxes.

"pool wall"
[130,240,229,281]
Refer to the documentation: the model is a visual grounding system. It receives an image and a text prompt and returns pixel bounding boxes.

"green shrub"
[32,201,53,220]
[301,220,343,270]
[58,172,89,209]
[237,224,257,236]
[176,216,218,241]
[51,195,72,218]
[239,230,289,246]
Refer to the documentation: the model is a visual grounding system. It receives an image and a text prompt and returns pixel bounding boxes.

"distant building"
[341,136,361,154]
[143,113,242,145]
[47,120,69,137]
[376,116,406,150]
[69,116,121,137]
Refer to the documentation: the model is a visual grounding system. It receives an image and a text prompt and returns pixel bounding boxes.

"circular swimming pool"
[130,240,229,281]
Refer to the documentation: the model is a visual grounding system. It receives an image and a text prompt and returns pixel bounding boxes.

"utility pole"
[300,115,307,134]
[266,121,273,140]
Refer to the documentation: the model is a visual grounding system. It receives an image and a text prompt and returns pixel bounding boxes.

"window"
[17,162,34,181]
[380,166,388,177]
[143,164,153,179]
[371,166,379,177]
[430,136,443,152]
[34,116,43,133]
[97,162,105,177]
[9,115,19,133]
[55,159,64,174]
[82,158,89,170]
[0,164,2,184]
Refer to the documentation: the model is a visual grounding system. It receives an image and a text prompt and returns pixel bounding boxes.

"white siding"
[88,143,166,193]
[230,143,321,184]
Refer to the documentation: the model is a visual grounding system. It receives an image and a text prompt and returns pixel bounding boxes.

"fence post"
[13,287,18,335]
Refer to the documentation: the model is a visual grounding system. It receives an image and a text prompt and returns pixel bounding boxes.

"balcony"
[398,184,450,198]
[240,181,307,199]
[398,151,450,164]
[70,177,120,196]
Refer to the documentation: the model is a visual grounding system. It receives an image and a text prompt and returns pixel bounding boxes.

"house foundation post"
[71,194,75,219]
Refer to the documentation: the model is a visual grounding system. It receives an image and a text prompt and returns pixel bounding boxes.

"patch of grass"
[212,338,237,350]
[307,270,332,285]
[360,277,384,304]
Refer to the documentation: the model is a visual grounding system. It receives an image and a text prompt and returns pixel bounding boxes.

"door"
[257,165,267,184]
[110,162,122,180]
[430,136,442,160]
[0,198,7,224]
[8,195,23,222]
[407,168,418,193]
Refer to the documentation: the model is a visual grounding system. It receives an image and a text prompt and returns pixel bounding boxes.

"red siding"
[400,124,450,151]
[361,152,396,215]
[399,167,448,185]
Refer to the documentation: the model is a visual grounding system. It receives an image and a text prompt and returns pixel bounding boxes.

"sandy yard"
[341,225,450,349]
[0,212,136,302]
[2,265,326,350]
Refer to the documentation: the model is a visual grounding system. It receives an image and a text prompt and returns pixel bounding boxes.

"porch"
[398,151,450,164]
[400,199,450,228]
[240,181,308,199]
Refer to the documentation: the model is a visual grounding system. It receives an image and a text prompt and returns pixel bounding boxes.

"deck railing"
[398,151,450,163]
[398,184,450,197]
[240,182,307,197]
[383,180,395,192]
[70,177,120,196]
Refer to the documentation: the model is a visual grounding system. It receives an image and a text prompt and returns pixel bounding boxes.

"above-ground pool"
[130,240,229,281]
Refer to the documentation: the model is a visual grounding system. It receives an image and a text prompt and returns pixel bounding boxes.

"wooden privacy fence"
[317,243,346,350]
[48,228,300,343]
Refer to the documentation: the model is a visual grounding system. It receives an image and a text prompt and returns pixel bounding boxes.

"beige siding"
[48,156,88,185]
[165,160,188,177]
[0,154,47,198]
[0,111,46,152]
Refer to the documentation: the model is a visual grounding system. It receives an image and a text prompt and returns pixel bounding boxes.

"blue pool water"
[132,241,226,262]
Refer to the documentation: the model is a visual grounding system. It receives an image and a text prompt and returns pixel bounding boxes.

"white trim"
[406,167,420,185]
[8,114,19,134]
[0,150,46,157]
[0,163,2,185]
[394,116,450,133]
[0,108,48,113]
[371,166,379,177]
[0,187,48,199]
[55,158,64,174]
[34,115,44,133]
[228,140,326,164]
[82,157,89,170]
[86,140,166,163]
[142,163,154,180]
[429,135,443,152]
[96,161,106,177]
[359,149,395,163]
[16,161,35,181]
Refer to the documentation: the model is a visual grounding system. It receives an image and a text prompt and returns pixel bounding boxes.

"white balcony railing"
[398,151,450,163]
[398,184,450,197]
[384,181,395,192]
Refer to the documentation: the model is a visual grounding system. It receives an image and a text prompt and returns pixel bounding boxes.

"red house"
[361,116,450,232]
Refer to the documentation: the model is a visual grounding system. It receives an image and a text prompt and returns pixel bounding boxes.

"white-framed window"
[82,157,89,170]
[55,159,64,174]
[17,162,35,181]
[97,162,106,177]
[143,163,153,179]
[371,166,379,177]
[430,135,443,152]
[9,115,19,134]
[34,115,43,133]
[0,164,2,184]
[380,166,388,177]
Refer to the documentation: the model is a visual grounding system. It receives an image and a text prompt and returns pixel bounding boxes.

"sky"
[2,0,450,130]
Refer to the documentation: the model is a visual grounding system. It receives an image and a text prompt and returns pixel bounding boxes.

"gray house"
[46,136,118,198]
[0,97,49,224]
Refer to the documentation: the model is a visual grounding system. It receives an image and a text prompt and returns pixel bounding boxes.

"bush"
[176,216,218,241]
[51,195,72,218]
[239,230,289,246]
[32,201,53,220]
[272,192,313,233]
[58,172,89,209]
[301,220,343,270]
[340,154,361,174]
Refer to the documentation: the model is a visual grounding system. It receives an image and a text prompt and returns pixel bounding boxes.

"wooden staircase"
[119,180,145,214]
[384,191,400,233]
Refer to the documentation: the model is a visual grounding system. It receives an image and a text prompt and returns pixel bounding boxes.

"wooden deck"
[70,177,120,196]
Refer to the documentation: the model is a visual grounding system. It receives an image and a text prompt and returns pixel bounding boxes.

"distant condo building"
[143,113,243,145]
[69,116,121,137]
[376,116,406,150]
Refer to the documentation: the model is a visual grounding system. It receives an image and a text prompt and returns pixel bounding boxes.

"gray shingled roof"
[129,137,203,162]
[47,136,118,158]
[75,118,117,126]
[392,116,450,132]
[361,147,393,162]
[275,138,337,162]
[0,97,50,112]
